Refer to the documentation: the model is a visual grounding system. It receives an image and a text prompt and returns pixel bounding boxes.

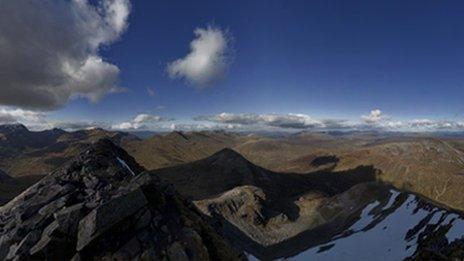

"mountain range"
[1,124,464,260]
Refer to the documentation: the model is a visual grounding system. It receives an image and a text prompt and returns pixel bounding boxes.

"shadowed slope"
[150,148,382,254]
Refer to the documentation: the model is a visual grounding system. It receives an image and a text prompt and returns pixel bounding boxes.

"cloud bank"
[0,0,131,110]
[2,108,464,133]
[167,25,232,87]
[195,113,348,130]
[0,108,45,125]
[112,114,173,130]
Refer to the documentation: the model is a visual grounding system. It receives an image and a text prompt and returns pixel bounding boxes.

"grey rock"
[29,234,53,256]
[76,189,148,251]
[112,237,141,260]
[42,220,60,238]
[167,242,189,261]
[135,209,152,230]
[54,203,85,236]
[83,175,99,190]
[38,197,66,216]
[70,253,81,261]
[5,229,41,260]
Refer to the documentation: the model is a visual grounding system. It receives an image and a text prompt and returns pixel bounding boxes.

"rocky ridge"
[0,139,241,260]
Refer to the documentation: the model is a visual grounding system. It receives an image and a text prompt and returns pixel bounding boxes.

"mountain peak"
[0,138,240,260]
[212,148,245,160]
[77,138,145,177]
[207,148,252,167]
[167,131,189,140]
[0,123,28,133]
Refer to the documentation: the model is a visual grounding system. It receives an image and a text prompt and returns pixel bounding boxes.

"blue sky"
[1,0,464,131]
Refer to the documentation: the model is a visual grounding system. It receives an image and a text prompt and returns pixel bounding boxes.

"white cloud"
[410,119,435,128]
[112,114,173,130]
[362,109,384,124]
[409,119,463,130]
[384,120,403,129]
[195,113,337,129]
[167,25,232,87]
[0,108,45,125]
[168,122,239,132]
[195,113,260,125]
[48,121,111,131]
[0,0,131,110]
[260,114,322,129]
[359,109,405,130]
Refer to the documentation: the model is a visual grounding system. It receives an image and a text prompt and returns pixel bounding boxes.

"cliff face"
[0,139,241,260]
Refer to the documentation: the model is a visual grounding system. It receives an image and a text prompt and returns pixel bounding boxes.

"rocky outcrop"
[0,139,241,260]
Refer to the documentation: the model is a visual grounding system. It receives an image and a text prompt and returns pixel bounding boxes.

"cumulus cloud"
[50,121,111,131]
[0,0,131,110]
[195,113,260,125]
[384,120,403,129]
[0,108,45,125]
[167,25,232,87]
[194,113,339,130]
[260,114,323,129]
[168,122,235,132]
[112,114,173,130]
[362,109,384,124]
[409,119,462,130]
[359,109,404,130]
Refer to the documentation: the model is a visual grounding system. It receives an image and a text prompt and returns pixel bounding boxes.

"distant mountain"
[1,129,464,260]
[0,139,241,260]
[0,124,65,156]
[127,130,161,139]
[0,124,138,177]
[230,134,464,213]
[3,125,458,217]
[152,148,377,200]
[122,130,245,170]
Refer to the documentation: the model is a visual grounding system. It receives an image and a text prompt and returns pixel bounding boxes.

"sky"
[1,0,464,132]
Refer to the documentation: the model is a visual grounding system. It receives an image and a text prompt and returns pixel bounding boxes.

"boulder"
[76,189,148,251]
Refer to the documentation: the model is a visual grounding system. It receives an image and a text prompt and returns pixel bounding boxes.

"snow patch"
[289,192,463,261]
[117,157,136,176]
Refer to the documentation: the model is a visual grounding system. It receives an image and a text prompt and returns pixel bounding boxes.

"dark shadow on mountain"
[151,148,378,201]
[201,182,396,260]
[0,174,45,205]
[311,155,339,167]
[150,148,389,259]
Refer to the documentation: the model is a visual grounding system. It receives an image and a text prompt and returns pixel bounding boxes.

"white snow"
[287,191,464,261]
[445,213,464,241]
[117,157,136,176]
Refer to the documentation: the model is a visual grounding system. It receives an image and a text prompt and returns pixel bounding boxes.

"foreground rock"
[0,139,241,260]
